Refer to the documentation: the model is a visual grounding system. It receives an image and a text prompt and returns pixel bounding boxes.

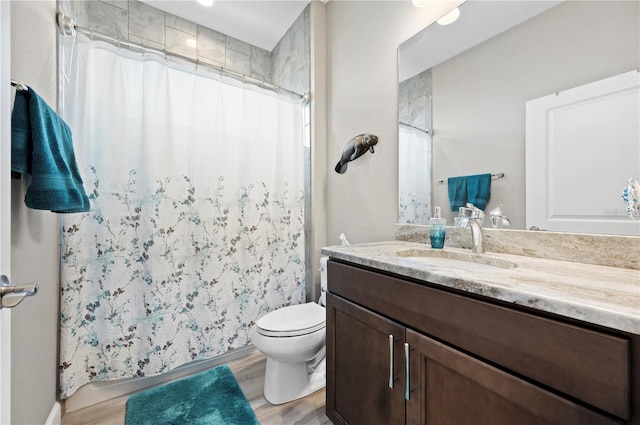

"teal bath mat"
[125,365,260,425]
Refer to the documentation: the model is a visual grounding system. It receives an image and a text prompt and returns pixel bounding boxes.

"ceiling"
[141,0,312,51]
[398,0,562,82]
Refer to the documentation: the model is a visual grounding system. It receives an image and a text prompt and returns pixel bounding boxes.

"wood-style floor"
[62,349,331,425]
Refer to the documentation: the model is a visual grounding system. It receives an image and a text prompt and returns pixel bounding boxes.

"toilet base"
[263,356,326,405]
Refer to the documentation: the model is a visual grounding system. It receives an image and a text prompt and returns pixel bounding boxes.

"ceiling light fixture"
[412,0,430,7]
[197,0,214,6]
[437,7,460,25]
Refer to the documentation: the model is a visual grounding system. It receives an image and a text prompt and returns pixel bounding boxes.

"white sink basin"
[395,249,519,271]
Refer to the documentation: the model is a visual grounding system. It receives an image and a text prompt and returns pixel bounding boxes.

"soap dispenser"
[429,206,446,249]
[454,207,466,227]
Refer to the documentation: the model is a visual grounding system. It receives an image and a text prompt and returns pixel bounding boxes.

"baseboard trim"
[45,401,61,425]
[64,346,255,413]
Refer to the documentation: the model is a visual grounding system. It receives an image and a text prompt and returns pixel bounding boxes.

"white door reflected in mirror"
[526,71,640,236]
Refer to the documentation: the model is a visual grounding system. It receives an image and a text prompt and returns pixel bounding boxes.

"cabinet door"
[326,293,405,425]
[405,329,618,425]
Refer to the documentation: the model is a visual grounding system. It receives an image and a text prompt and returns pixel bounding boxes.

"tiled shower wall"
[271,5,310,95]
[61,0,310,94]
[398,69,431,131]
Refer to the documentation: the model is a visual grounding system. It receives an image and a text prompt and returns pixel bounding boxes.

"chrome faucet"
[455,203,485,254]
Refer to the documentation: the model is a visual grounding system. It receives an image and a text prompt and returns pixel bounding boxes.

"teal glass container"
[429,221,446,249]
[429,207,446,249]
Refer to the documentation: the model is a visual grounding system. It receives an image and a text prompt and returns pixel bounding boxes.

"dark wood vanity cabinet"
[327,293,405,425]
[326,259,637,425]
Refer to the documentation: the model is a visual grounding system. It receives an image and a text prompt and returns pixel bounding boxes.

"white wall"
[431,1,640,228]
[309,1,328,300]
[10,1,60,424]
[325,1,460,246]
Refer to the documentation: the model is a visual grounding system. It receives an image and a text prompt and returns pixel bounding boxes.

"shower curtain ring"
[57,12,77,37]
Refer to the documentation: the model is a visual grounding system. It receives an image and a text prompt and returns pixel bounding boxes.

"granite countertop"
[321,241,640,335]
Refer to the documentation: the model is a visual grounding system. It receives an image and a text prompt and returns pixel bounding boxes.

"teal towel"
[11,87,90,213]
[11,89,31,174]
[467,173,491,210]
[447,176,467,211]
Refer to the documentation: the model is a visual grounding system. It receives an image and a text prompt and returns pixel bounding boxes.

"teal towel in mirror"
[11,87,90,213]
[447,176,467,211]
[448,173,492,211]
[467,173,492,210]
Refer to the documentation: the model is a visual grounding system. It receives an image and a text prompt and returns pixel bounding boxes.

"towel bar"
[438,172,504,184]
[11,79,27,91]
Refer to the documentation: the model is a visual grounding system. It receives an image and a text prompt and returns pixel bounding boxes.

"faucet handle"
[489,204,511,228]
[489,204,504,217]
[465,203,485,219]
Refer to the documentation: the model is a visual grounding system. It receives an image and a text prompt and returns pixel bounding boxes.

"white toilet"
[252,258,328,405]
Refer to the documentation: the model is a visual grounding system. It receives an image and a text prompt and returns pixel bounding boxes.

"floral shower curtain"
[59,36,306,398]
[398,124,432,224]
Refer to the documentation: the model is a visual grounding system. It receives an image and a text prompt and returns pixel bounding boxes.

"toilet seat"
[257,302,326,337]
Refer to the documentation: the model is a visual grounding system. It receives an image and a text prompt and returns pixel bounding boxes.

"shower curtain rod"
[56,12,310,104]
[399,122,432,135]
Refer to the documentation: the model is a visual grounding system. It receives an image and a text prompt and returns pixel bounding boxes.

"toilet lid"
[257,302,326,337]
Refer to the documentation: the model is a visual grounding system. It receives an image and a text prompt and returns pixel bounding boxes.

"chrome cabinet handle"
[404,342,410,400]
[389,334,394,388]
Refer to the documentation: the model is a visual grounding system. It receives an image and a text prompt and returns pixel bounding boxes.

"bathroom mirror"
[397,0,640,235]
